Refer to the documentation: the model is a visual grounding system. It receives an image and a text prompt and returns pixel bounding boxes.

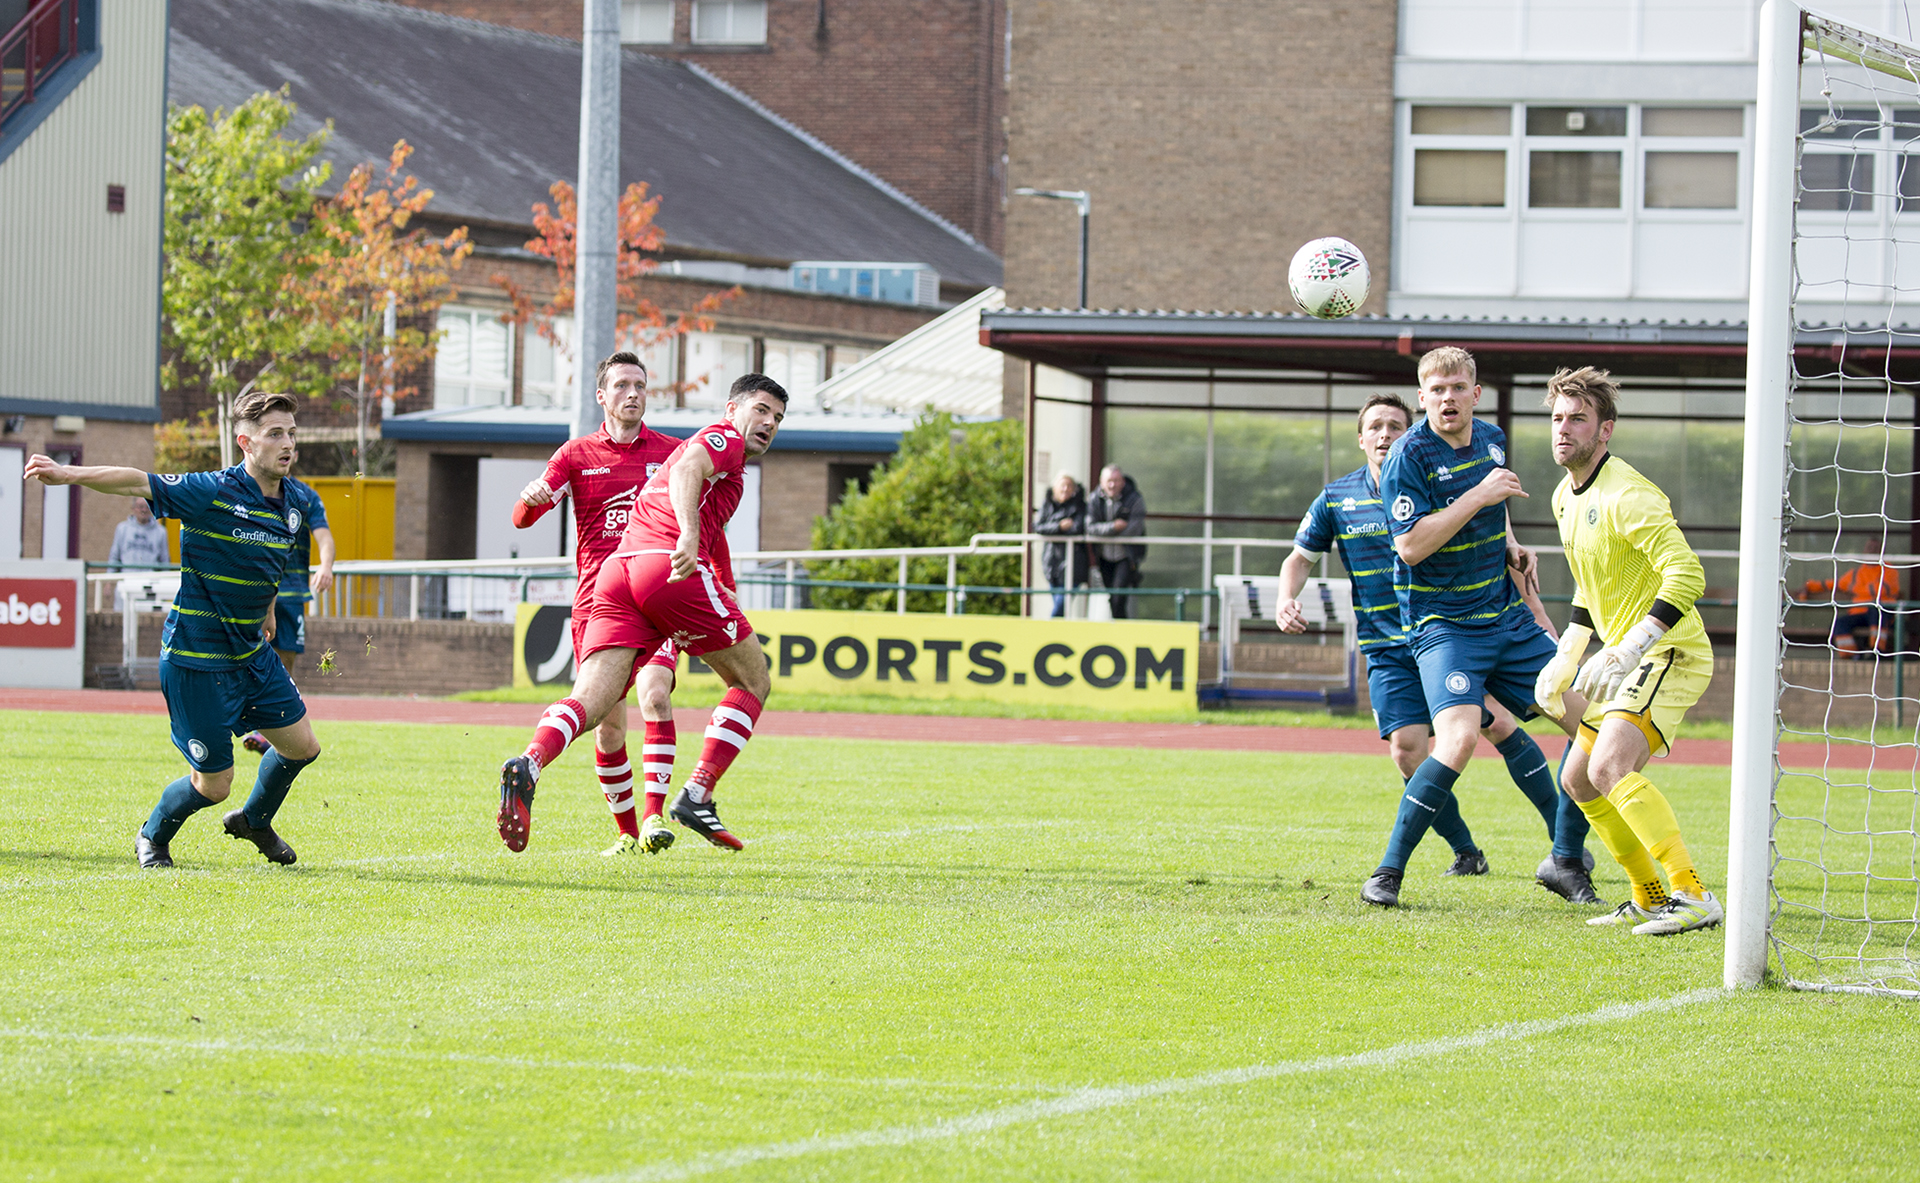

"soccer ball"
[1287,238,1370,319]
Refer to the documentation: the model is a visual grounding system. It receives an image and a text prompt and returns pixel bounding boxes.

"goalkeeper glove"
[1533,623,1591,721]
[1573,616,1669,705]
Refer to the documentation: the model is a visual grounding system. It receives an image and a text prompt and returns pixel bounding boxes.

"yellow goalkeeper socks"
[1576,792,1669,909]
[1612,772,1706,898]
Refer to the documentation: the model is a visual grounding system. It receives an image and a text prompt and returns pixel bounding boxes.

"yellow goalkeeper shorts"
[1575,643,1712,759]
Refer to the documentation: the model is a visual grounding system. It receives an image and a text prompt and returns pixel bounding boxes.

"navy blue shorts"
[274,598,307,655]
[160,647,308,773]
[1410,611,1558,721]
[1365,644,1430,739]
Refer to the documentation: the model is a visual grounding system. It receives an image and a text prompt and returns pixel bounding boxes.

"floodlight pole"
[574,0,621,439]
[1014,187,1090,309]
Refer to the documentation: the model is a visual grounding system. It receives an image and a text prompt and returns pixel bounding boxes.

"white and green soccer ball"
[1287,237,1370,319]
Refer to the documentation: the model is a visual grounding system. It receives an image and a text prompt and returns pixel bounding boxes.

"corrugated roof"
[813,287,1007,418]
[167,0,1002,288]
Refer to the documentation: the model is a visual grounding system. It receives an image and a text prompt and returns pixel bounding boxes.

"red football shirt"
[516,424,678,606]
[619,422,748,566]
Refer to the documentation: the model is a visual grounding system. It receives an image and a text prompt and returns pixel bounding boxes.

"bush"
[809,413,1024,613]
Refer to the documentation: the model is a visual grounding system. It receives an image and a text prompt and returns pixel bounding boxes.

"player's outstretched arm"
[1393,468,1527,566]
[310,526,336,596]
[666,445,716,582]
[22,456,153,498]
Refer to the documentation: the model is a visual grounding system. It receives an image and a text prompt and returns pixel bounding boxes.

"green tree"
[809,413,1025,614]
[162,87,332,464]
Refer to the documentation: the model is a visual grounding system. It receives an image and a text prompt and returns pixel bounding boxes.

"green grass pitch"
[4,708,1918,1182]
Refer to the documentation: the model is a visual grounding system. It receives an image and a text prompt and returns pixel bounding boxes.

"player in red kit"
[498,374,785,853]
[511,351,693,857]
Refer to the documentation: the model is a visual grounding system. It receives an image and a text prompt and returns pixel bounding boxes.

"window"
[434,306,512,409]
[1643,107,1744,137]
[1645,152,1738,208]
[691,0,765,44]
[1410,106,1510,136]
[1526,106,1628,137]
[617,329,679,402]
[1529,151,1621,208]
[1801,152,1875,212]
[621,0,673,43]
[683,332,753,407]
[761,340,824,410]
[1414,150,1505,206]
[830,346,873,378]
[522,317,574,410]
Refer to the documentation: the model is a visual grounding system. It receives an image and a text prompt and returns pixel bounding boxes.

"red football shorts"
[581,552,753,663]
[573,590,679,696]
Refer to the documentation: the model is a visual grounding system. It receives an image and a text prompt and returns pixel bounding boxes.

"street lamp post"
[1013,187,1089,309]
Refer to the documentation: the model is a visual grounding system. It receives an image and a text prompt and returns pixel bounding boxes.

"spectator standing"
[1087,464,1147,619]
[107,499,171,568]
[1033,471,1089,618]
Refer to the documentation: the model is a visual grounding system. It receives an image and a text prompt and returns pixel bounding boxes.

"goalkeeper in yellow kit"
[1533,367,1722,935]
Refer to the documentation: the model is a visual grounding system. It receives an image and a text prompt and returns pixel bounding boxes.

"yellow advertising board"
[513,605,1198,708]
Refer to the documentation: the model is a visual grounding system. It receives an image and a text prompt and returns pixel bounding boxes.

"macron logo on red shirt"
[0,580,76,649]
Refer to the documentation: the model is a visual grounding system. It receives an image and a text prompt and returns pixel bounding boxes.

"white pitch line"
[0,1026,1064,1096]
[569,987,1729,1183]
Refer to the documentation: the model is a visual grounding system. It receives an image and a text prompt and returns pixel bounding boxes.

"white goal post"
[1731,0,1920,996]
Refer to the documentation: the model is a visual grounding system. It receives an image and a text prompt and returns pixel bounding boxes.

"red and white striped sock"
[641,720,675,818]
[684,689,762,804]
[596,745,638,838]
[523,697,586,777]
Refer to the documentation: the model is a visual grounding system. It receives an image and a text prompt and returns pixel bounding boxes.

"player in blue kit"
[25,391,333,869]
[1276,393,1581,884]
[1367,347,1597,909]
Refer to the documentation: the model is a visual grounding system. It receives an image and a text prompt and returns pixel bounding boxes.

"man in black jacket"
[1087,464,1147,619]
[1033,471,1089,617]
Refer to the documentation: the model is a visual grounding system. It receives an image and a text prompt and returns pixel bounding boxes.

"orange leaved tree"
[497,179,734,405]
[296,140,473,471]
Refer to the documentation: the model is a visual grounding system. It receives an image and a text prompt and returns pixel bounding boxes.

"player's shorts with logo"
[159,646,307,773]
[1364,643,1431,739]
[582,551,753,664]
[1410,609,1559,720]
[571,599,678,695]
[1576,642,1711,759]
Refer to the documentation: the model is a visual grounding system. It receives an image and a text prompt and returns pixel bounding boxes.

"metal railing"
[1,0,81,127]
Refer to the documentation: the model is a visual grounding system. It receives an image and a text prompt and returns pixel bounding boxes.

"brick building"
[381,0,1009,253]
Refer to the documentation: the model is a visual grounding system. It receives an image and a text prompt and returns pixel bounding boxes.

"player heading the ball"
[1533,367,1722,936]
[498,374,787,854]
[24,391,335,869]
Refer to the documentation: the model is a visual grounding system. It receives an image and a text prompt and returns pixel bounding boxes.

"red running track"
[4,688,1909,771]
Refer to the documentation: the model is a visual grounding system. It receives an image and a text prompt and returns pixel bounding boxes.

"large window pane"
[1800,152,1875,211]
[1411,105,1510,135]
[692,0,765,43]
[1525,106,1627,137]
[621,0,673,43]
[1643,107,1745,137]
[1529,151,1621,208]
[1414,149,1506,206]
[1645,152,1739,209]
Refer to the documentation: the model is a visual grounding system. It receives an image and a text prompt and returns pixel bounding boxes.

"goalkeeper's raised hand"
[1573,616,1669,705]
[1534,623,1591,720]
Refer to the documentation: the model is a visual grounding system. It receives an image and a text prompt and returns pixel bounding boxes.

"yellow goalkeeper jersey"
[1552,453,1711,663]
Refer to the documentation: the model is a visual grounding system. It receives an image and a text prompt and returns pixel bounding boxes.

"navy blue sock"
[244,749,317,829]
[1422,776,1477,855]
[142,776,215,844]
[1551,740,1592,861]
[1494,729,1558,839]
[1380,758,1461,872]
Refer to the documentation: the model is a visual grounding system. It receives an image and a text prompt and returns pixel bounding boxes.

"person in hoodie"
[1087,464,1147,619]
[1033,471,1090,618]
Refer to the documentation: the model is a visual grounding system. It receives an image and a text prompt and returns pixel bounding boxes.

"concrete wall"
[1003,0,1397,314]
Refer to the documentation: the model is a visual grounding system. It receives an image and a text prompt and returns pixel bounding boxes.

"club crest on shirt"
[1587,505,1599,525]
[1489,444,1506,465]
[1391,494,1415,522]
[287,508,301,533]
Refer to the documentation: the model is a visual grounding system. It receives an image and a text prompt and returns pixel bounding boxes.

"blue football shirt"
[1378,417,1524,633]
[146,467,329,669]
[1292,466,1405,650]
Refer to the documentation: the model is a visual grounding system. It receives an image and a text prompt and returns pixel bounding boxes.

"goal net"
[1730,2,1920,996]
